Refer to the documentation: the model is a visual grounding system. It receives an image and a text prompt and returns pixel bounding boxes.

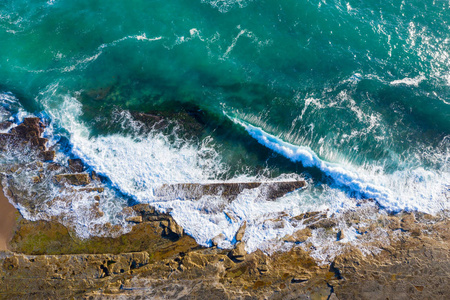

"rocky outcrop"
[154,181,306,201]
[130,204,184,238]
[1,118,449,299]
[3,208,450,299]
[0,251,150,299]
[0,118,48,152]
[283,228,312,243]
[68,158,84,173]
[8,210,196,256]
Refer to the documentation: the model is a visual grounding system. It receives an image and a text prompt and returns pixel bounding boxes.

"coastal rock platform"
[0,117,449,299]
[1,209,450,299]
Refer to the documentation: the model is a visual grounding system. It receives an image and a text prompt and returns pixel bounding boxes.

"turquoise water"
[0,0,449,251]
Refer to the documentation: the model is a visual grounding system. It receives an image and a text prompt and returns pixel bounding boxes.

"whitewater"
[0,0,449,261]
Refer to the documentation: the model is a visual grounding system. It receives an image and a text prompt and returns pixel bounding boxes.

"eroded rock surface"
[155,181,306,201]
[1,119,449,299]
[2,208,450,299]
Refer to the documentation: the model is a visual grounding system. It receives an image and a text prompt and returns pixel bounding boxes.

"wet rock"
[168,219,184,237]
[229,242,246,262]
[78,187,104,193]
[0,121,13,130]
[41,150,55,161]
[401,213,417,231]
[160,219,184,238]
[291,211,324,222]
[307,218,337,230]
[68,158,84,173]
[0,117,52,161]
[54,173,91,186]
[235,221,246,242]
[47,163,63,171]
[91,171,101,182]
[212,233,226,246]
[329,293,339,300]
[283,228,312,243]
[10,118,44,140]
[0,133,16,147]
[125,216,143,223]
[3,209,450,299]
[155,180,306,201]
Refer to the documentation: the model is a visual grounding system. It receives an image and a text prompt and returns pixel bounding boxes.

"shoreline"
[0,183,17,251]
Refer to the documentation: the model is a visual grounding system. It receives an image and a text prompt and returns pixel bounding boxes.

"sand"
[0,184,17,251]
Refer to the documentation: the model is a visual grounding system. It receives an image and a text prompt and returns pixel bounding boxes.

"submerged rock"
[155,180,306,201]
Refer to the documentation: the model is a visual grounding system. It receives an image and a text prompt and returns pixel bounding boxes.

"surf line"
[230,117,398,210]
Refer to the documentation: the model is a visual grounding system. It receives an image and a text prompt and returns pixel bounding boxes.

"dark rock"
[78,187,104,193]
[160,219,184,239]
[10,117,44,139]
[68,159,84,173]
[155,180,306,202]
[41,150,55,161]
[0,121,13,130]
[307,218,337,230]
[0,118,48,154]
[47,163,63,171]
[0,133,15,147]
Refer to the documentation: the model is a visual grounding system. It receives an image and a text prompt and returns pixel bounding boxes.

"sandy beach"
[0,184,17,251]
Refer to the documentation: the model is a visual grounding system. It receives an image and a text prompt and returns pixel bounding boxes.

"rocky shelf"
[0,118,449,299]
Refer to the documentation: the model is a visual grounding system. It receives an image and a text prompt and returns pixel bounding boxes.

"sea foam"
[232,118,450,214]
[4,86,448,260]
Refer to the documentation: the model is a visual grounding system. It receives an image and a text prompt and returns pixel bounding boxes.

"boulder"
[283,228,312,243]
[212,233,226,246]
[235,221,247,242]
[229,242,246,261]
[125,216,143,223]
[41,150,55,161]
[68,159,84,173]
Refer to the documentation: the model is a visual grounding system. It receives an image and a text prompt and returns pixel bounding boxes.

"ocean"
[0,0,449,260]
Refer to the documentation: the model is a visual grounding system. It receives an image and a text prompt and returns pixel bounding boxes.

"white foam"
[31,87,449,260]
[201,0,253,13]
[40,89,227,200]
[232,118,450,214]
[38,88,328,251]
[390,75,425,87]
